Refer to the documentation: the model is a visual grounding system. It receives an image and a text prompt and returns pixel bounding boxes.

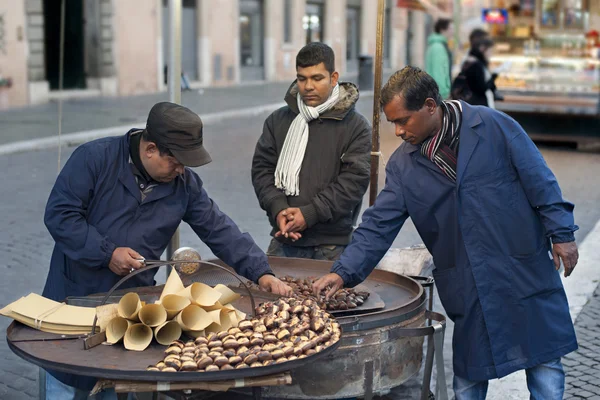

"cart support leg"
[433,323,448,400]
[252,387,262,400]
[420,328,435,400]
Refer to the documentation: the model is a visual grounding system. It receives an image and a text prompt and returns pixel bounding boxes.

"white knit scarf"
[274,84,340,196]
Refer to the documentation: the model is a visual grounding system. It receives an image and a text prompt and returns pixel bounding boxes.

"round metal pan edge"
[6,322,343,382]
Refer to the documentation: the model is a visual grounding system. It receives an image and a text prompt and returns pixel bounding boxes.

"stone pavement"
[564,285,600,400]
[0,81,291,146]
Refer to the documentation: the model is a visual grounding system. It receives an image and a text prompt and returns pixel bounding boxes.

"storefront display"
[485,0,600,117]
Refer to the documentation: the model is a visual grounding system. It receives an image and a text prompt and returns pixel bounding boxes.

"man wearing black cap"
[42,102,291,399]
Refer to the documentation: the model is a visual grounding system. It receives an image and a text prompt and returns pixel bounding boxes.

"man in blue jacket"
[313,67,579,399]
[42,102,292,399]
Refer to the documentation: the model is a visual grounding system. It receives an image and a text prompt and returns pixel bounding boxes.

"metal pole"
[369,0,386,206]
[167,0,182,261]
[453,0,462,56]
[57,0,66,174]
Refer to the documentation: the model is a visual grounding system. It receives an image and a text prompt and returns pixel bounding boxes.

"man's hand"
[258,274,293,297]
[274,209,303,241]
[553,241,579,278]
[312,273,344,300]
[281,208,307,235]
[109,247,144,276]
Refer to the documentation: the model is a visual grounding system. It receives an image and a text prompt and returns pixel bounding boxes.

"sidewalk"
[0,81,293,146]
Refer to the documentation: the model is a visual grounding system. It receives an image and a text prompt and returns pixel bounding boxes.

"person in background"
[425,18,453,99]
[468,28,504,101]
[462,36,498,108]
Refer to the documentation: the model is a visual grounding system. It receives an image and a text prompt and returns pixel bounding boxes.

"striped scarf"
[420,100,463,182]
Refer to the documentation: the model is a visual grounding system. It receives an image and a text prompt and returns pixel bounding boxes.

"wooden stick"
[369,0,386,206]
[95,373,292,393]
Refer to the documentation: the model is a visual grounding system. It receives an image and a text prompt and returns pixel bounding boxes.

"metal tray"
[6,321,341,382]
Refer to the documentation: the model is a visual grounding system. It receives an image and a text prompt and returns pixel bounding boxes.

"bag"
[450,72,472,102]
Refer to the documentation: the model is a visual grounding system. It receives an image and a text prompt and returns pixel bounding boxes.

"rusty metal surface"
[261,309,427,399]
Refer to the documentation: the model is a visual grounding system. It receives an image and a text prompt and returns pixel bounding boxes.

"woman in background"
[462,37,498,108]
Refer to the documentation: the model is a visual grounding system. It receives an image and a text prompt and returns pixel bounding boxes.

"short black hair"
[380,66,443,111]
[469,28,489,46]
[141,129,173,157]
[434,19,451,34]
[296,42,335,75]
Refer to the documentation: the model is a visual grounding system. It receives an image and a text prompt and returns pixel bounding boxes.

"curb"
[487,219,600,399]
[0,90,377,157]
[0,102,285,156]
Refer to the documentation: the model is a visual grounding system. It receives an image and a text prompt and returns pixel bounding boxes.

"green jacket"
[425,33,451,99]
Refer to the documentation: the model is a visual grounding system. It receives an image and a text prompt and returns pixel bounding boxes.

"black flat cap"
[145,102,212,167]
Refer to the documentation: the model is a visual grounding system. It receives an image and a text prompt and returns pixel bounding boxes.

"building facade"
[0,0,467,109]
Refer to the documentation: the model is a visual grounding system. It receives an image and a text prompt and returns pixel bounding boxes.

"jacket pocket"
[509,243,562,299]
[472,170,518,218]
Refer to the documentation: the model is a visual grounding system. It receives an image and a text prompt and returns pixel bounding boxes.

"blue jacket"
[42,131,271,389]
[332,102,578,381]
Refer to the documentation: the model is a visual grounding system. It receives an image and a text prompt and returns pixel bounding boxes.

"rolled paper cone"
[175,305,211,331]
[154,320,182,345]
[117,292,141,322]
[124,323,153,351]
[159,269,185,301]
[213,284,241,305]
[235,309,247,322]
[106,317,132,344]
[161,294,191,319]
[202,301,223,312]
[138,303,167,328]
[178,283,221,307]
[96,303,119,332]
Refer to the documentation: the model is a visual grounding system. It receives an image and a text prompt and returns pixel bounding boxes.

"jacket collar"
[119,130,179,204]
[402,101,483,186]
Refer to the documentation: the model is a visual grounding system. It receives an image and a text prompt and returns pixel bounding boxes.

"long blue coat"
[332,102,578,381]
[42,131,271,389]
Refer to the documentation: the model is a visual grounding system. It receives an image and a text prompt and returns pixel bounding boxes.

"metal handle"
[88,260,257,337]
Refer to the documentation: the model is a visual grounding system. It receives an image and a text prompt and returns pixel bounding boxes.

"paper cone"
[160,269,185,301]
[118,293,141,322]
[106,317,132,344]
[175,305,211,331]
[178,282,221,307]
[124,323,153,351]
[138,303,167,328]
[96,304,119,332]
[214,284,241,305]
[154,320,182,345]
[202,301,223,312]
[161,294,191,319]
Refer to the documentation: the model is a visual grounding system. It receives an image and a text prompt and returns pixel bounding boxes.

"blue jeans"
[45,372,118,400]
[453,358,565,400]
[266,239,346,261]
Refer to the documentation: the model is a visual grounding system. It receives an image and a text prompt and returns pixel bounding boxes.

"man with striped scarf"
[314,66,579,399]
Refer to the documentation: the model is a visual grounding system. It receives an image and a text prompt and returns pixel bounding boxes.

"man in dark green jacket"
[251,43,371,261]
[425,18,453,99]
